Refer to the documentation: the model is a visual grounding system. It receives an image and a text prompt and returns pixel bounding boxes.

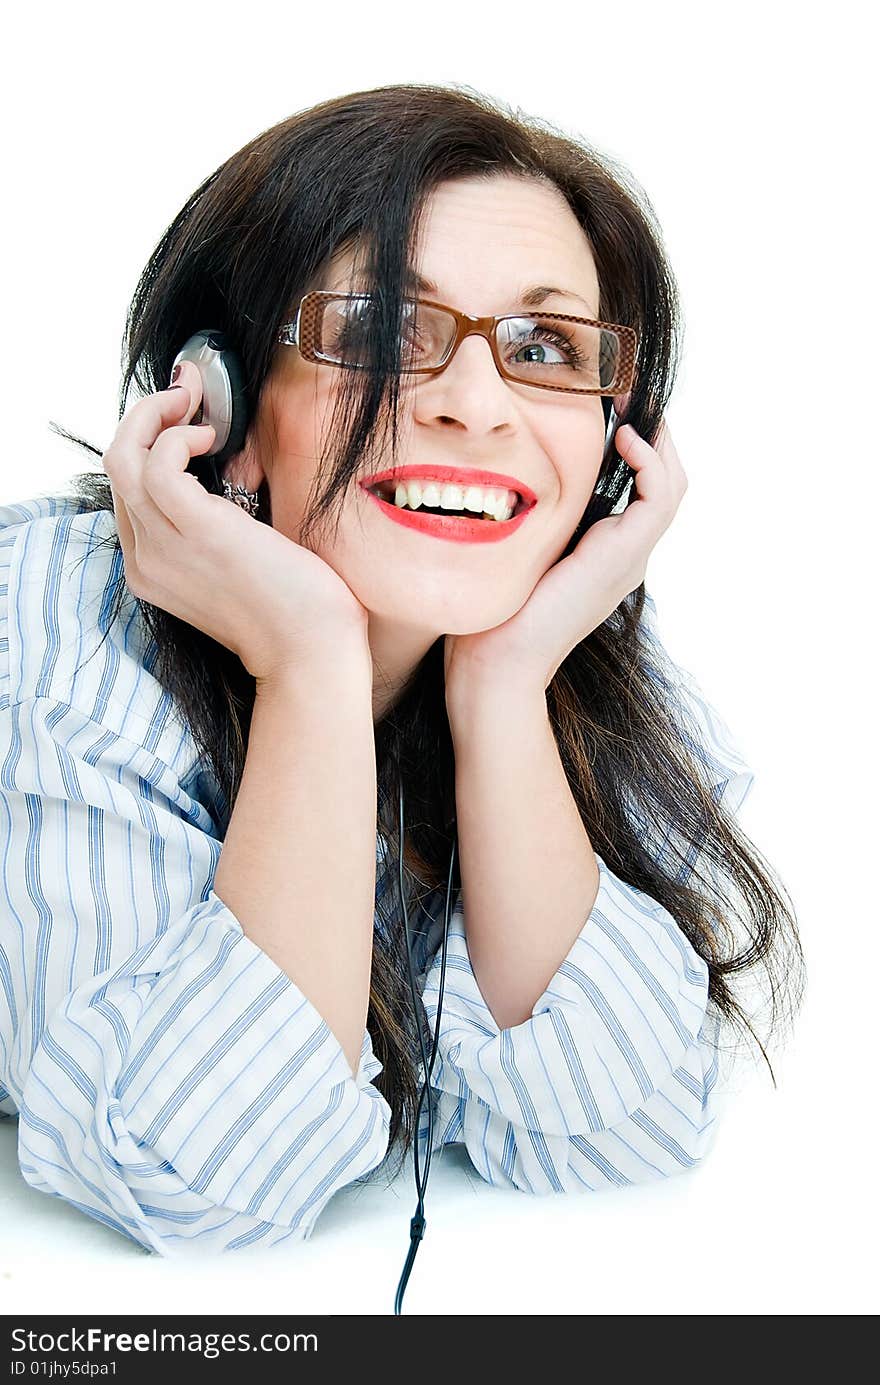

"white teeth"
[462,485,489,513]
[388,479,518,521]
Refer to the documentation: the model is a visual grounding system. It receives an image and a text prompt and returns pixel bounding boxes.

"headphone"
[170,329,621,1313]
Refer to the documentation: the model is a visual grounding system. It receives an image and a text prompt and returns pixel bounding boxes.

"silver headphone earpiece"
[170,330,250,467]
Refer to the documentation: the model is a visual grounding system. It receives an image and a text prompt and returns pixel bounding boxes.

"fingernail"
[171,363,182,385]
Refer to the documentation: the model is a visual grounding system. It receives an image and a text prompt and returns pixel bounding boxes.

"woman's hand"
[444,401,687,701]
[103,361,370,684]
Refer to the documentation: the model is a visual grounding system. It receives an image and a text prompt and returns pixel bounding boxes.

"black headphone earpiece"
[170,330,250,474]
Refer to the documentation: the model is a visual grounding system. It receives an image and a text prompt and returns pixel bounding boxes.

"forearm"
[447,682,600,1031]
[214,639,377,1078]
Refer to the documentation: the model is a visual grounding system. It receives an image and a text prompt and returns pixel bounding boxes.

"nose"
[417,335,517,433]
[437,326,504,387]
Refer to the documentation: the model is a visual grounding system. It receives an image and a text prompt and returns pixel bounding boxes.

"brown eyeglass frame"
[278,290,638,396]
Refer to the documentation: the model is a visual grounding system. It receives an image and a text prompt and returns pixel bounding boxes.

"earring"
[222,478,261,517]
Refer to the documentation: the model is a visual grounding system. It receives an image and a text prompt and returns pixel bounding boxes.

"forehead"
[326,175,600,311]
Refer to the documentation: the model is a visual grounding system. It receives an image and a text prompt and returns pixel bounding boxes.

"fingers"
[103,360,217,573]
[141,419,218,538]
[614,415,687,525]
[105,364,201,519]
[651,416,687,495]
[615,424,667,510]
[121,360,204,452]
[616,412,687,495]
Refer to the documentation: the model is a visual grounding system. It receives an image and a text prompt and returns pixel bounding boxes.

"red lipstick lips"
[362,464,537,506]
[358,466,537,544]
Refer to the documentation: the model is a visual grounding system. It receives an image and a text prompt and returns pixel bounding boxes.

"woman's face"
[247,173,607,641]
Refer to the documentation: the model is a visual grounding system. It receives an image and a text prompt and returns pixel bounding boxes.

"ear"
[222,428,267,494]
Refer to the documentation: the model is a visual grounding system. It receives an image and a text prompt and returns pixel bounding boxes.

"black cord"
[393,750,456,1315]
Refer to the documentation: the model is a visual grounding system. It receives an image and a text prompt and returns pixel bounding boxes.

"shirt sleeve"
[417,590,754,1194]
[0,695,391,1256]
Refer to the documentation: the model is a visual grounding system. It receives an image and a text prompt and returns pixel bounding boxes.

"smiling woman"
[3,81,804,1273]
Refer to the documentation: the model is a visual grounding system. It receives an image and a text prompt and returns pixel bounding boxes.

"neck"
[368,611,440,724]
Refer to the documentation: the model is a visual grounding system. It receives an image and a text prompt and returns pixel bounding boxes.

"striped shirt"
[0,492,755,1256]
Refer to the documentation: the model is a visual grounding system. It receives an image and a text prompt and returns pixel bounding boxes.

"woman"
[0,82,804,1257]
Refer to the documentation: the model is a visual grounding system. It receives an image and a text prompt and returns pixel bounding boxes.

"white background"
[2,0,877,1317]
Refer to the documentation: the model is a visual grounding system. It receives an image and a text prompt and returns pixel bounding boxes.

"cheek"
[267,356,339,452]
[550,422,607,514]
[275,390,324,461]
[263,380,335,532]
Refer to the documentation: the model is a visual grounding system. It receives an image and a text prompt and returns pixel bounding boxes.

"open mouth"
[365,481,532,521]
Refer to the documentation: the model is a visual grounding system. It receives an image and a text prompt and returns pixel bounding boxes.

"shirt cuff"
[20,891,390,1253]
[419,853,711,1139]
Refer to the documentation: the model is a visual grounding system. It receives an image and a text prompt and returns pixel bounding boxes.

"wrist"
[255,632,373,700]
[446,672,548,739]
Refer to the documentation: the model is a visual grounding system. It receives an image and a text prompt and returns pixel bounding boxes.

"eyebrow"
[335,267,597,315]
[406,269,596,314]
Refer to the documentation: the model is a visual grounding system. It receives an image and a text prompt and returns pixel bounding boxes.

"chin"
[439,605,522,636]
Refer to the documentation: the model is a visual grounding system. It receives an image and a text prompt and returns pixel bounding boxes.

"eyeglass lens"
[317,294,621,391]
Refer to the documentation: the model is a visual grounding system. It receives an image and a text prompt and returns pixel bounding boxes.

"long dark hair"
[48,81,804,1178]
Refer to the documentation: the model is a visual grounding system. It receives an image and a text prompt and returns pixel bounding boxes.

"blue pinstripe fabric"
[0,493,754,1254]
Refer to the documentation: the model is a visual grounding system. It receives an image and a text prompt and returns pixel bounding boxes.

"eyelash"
[513,326,588,368]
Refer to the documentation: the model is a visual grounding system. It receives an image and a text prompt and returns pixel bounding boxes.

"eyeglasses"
[277,290,637,395]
